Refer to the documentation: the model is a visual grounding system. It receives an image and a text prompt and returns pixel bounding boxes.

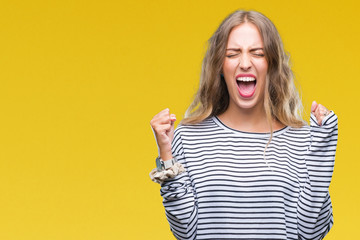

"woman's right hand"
[150,108,176,161]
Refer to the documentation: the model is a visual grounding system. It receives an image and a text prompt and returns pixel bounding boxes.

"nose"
[239,53,252,71]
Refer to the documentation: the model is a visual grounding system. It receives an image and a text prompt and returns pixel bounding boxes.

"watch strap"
[163,158,176,169]
[156,156,177,171]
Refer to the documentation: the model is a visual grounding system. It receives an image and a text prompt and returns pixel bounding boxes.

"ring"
[323,111,330,116]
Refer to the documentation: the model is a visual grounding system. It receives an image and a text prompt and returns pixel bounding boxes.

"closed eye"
[250,48,265,57]
[226,54,239,58]
[253,53,265,57]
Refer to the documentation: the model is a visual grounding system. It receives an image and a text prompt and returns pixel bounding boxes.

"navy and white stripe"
[160,112,338,240]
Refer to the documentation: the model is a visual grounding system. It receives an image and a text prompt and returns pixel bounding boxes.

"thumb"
[311,101,318,113]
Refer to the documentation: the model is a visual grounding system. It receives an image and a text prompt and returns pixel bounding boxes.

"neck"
[218,102,283,133]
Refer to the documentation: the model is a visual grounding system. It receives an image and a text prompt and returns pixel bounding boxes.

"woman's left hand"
[311,101,331,126]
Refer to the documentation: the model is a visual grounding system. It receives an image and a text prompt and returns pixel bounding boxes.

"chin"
[236,97,259,110]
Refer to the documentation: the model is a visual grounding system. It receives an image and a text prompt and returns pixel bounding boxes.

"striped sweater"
[160,112,338,240]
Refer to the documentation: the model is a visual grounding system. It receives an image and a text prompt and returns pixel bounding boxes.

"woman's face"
[222,22,268,112]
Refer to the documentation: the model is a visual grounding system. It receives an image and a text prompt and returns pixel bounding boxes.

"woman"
[150,10,338,240]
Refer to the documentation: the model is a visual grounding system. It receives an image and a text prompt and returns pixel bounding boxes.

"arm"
[150,109,198,239]
[297,106,338,240]
[160,130,198,239]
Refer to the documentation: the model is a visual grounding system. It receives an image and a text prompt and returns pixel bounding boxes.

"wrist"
[160,151,173,161]
[156,156,177,172]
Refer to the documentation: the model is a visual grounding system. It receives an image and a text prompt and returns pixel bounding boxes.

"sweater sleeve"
[297,111,338,240]
[160,128,198,240]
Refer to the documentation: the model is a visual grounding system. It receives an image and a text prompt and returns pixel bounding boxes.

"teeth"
[236,77,256,82]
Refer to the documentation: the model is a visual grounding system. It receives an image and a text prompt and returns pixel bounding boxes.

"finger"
[316,104,328,116]
[311,101,318,113]
[313,104,322,125]
[170,114,176,122]
[169,115,176,131]
[156,115,172,125]
[314,104,330,126]
[160,108,170,115]
[165,114,176,143]
[153,123,172,135]
[151,110,172,126]
[152,108,170,119]
[151,124,170,149]
[156,108,171,120]
[150,117,169,130]
[318,104,329,116]
[317,116,323,126]
[150,109,175,141]
[157,111,176,125]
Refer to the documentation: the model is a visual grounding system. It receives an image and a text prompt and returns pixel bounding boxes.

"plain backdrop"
[0,0,358,239]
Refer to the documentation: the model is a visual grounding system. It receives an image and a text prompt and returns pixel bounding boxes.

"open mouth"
[236,76,257,98]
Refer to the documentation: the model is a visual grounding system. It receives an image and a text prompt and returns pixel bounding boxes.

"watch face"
[156,157,163,171]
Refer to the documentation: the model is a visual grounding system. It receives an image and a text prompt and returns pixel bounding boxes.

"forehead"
[226,22,263,48]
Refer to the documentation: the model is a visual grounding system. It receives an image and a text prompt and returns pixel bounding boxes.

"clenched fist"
[311,101,331,126]
[150,108,176,161]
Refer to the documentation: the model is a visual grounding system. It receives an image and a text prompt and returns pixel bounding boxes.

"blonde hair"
[182,10,305,132]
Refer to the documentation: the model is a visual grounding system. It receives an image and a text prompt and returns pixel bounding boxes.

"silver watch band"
[156,157,177,171]
[163,158,176,169]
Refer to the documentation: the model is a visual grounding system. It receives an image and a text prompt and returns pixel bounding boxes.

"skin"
[150,108,176,161]
[150,23,330,161]
[311,101,331,126]
[218,22,273,132]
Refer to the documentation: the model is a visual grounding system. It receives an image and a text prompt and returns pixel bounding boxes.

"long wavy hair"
[181,10,305,133]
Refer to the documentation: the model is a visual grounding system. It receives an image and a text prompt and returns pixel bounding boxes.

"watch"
[156,156,177,171]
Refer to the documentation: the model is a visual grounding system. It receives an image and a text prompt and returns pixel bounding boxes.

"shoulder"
[287,122,310,133]
[173,116,225,141]
[281,123,311,144]
[175,117,217,133]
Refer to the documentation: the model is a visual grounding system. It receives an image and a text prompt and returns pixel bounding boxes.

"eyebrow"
[226,48,264,51]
